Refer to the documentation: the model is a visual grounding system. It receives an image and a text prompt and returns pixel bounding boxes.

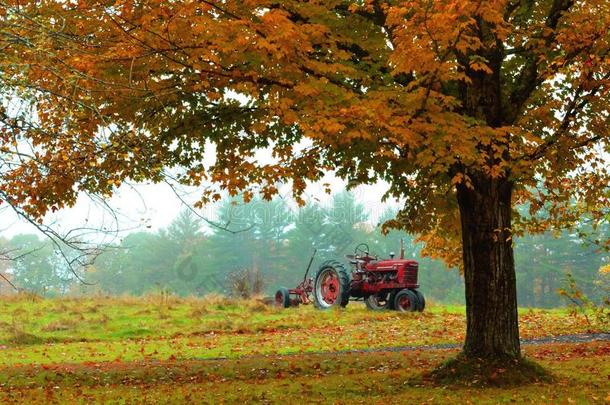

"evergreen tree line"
[2,192,608,307]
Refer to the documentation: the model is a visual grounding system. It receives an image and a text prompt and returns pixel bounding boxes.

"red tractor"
[275,243,425,312]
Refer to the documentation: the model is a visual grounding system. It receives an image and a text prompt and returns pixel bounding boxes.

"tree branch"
[525,68,610,161]
[507,0,575,122]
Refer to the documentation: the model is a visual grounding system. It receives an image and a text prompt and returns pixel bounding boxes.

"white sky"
[0,174,396,241]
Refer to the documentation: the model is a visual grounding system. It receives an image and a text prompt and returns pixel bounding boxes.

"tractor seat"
[345,254,378,266]
[345,254,363,265]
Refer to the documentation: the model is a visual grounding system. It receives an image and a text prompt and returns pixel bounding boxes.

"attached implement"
[275,242,425,312]
[274,249,317,308]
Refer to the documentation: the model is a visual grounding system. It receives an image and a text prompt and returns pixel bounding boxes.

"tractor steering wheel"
[354,243,370,257]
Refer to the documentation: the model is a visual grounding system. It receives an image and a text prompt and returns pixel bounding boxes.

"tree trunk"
[457,176,520,359]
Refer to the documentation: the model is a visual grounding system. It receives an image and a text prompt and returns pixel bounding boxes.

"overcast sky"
[0,173,397,241]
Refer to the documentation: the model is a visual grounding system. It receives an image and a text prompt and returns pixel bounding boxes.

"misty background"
[0,188,607,308]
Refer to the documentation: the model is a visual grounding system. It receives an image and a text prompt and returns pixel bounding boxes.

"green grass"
[0,295,607,404]
[0,342,608,404]
[0,294,604,366]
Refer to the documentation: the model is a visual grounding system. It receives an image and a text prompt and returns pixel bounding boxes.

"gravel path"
[346,332,610,354]
[191,332,609,362]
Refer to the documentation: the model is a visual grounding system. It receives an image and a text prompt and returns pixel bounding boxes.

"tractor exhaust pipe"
[400,238,404,259]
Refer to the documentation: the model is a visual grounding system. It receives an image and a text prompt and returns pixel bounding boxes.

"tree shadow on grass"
[407,354,554,388]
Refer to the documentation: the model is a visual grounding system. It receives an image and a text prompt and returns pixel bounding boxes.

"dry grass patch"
[41,319,78,332]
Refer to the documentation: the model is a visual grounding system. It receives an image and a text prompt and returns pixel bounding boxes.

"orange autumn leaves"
[0,1,608,257]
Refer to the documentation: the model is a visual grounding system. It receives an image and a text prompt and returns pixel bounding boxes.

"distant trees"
[87,193,610,307]
[91,193,438,296]
[8,235,70,294]
[4,192,608,306]
[514,226,609,308]
[91,210,209,295]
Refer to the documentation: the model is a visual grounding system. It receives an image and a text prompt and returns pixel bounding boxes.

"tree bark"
[457,175,521,359]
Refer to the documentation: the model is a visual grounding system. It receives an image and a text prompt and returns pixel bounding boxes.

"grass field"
[0,294,608,403]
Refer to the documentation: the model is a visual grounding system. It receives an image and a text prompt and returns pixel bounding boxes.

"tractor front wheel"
[393,289,418,312]
[275,287,291,308]
[365,293,391,310]
[313,261,350,309]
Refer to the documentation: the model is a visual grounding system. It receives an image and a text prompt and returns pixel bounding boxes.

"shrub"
[558,272,609,330]
[226,268,265,299]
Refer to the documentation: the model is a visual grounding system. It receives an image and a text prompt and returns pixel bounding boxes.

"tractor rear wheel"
[275,287,291,308]
[412,289,426,312]
[313,261,350,309]
[393,289,418,312]
[365,293,391,310]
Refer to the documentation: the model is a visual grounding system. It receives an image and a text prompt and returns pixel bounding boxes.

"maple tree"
[1,0,609,365]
